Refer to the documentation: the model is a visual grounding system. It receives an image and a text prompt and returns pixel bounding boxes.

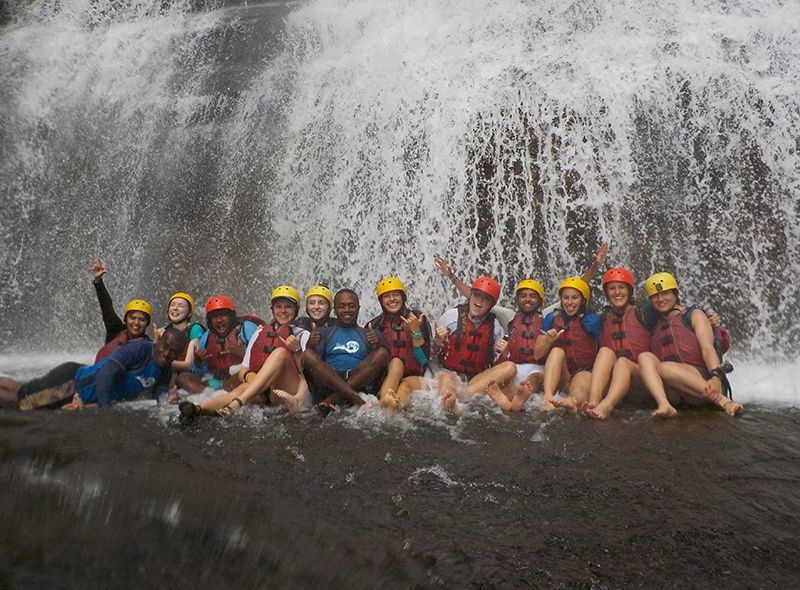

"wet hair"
[161,327,189,352]
[334,288,359,304]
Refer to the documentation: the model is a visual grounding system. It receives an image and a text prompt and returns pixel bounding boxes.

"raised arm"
[579,242,609,284]
[434,256,471,300]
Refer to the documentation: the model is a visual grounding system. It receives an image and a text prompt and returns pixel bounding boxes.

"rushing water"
[1,0,799,355]
[2,0,800,586]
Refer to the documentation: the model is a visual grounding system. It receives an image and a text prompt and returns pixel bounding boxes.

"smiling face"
[515,288,542,314]
[125,310,150,338]
[559,287,584,317]
[649,288,679,314]
[207,310,234,336]
[167,297,190,323]
[272,298,298,325]
[604,282,631,310]
[153,337,185,367]
[334,292,360,327]
[306,295,330,321]
[379,290,405,315]
[468,289,494,320]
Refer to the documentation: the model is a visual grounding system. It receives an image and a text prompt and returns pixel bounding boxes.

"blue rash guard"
[74,340,172,407]
[316,325,385,373]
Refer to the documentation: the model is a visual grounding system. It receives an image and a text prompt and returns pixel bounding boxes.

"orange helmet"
[471,276,501,303]
[205,295,236,315]
[602,268,635,290]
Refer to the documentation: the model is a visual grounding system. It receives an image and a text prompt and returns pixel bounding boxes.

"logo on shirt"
[332,340,361,354]
[136,376,156,389]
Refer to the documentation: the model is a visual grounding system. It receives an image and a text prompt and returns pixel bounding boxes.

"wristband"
[411,331,423,340]
[243,370,255,382]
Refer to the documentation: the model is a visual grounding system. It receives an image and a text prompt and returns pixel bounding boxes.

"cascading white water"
[2,0,799,363]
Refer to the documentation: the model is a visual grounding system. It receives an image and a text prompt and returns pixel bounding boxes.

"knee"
[497,361,516,381]
[300,348,321,367]
[388,357,405,372]
[371,347,390,367]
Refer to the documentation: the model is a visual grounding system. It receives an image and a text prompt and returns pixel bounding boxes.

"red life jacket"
[94,331,147,363]
[552,313,598,374]
[247,322,293,372]
[371,310,426,377]
[501,312,543,364]
[599,306,651,360]
[205,323,245,379]
[440,304,496,378]
[649,308,707,367]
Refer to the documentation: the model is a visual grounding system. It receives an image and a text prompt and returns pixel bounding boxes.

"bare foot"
[442,391,462,418]
[651,404,679,419]
[486,380,513,411]
[585,403,612,420]
[272,389,299,413]
[381,389,400,413]
[722,400,743,416]
[541,399,558,412]
[508,387,533,412]
[552,396,579,412]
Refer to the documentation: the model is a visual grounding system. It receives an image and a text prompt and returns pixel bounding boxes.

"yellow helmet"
[644,272,679,297]
[376,277,406,298]
[306,284,333,306]
[124,299,153,319]
[558,277,591,301]
[271,285,301,306]
[515,279,544,301]
[168,291,195,315]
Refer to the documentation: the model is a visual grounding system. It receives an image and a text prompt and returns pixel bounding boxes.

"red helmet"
[205,295,236,314]
[602,267,635,290]
[471,276,501,303]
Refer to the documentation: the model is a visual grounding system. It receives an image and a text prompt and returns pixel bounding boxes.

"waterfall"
[2,0,799,360]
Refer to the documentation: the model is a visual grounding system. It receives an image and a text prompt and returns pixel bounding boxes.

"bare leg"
[301,349,364,406]
[585,347,615,408]
[586,358,640,420]
[0,377,23,408]
[658,361,742,415]
[379,358,405,401]
[384,375,424,412]
[271,382,314,414]
[637,352,679,418]
[215,348,305,416]
[345,347,390,392]
[175,372,206,394]
[436,371,462,418]
[541,349,568,411]
[486,379,533,412]
[553,370,592,412]
[466,361,517,397]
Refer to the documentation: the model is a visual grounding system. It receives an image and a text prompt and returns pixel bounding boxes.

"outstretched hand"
[433,255,454,279]
[546,328,565,341]
[593,242,609,266]
[91,259,107,282]
[401,311,424,334]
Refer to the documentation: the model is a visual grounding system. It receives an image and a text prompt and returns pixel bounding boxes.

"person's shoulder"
[109,339,152,366]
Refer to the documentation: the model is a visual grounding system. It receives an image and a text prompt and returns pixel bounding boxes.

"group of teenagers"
[0,245,743,419]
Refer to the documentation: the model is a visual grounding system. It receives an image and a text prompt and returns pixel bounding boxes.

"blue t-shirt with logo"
[316,326,384,372]
[74,340,172,407]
